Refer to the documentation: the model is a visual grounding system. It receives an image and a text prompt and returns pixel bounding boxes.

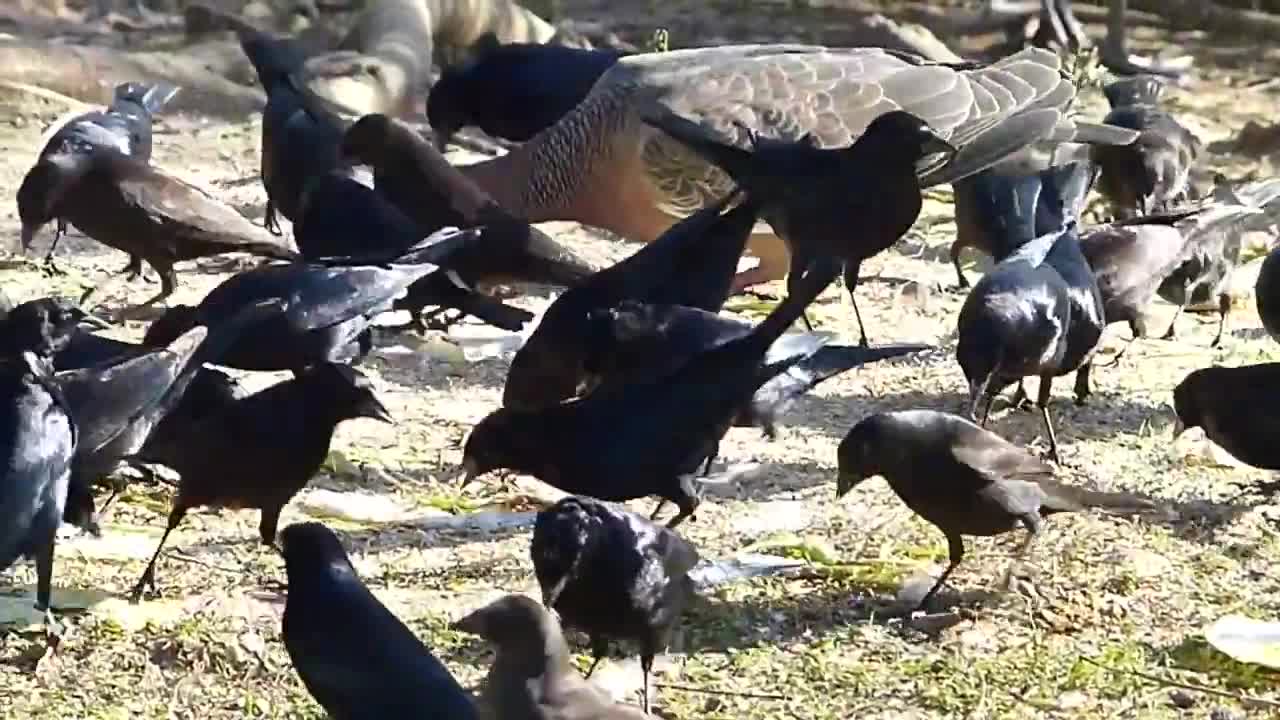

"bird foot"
[41,258,65,277]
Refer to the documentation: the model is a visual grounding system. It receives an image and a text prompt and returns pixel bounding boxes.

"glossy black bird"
[21,146,301,311]
[956,161,1102,461]
[461,258,838,527]
[645,109,956,344]
[583,301,930,438]
[837,409,1162,611]
[130,363,393,601]
[1155,176,1280,344]
[1091,75,1201,220]
[292,168,539,332]
[281,522,479,720]
[1172,364,1280,473]
[240,27,346,235]
[56,299,284,533]
[143,227,490,373]
[427,39,627,149]
[503,190,759,411]
[532,496,698,713]
[17,81,180,274]
[0,301,82,633]
[339,114,599,290]
[949,160,1097,288]
[452,594,650,720]
[1257,245,1280,345]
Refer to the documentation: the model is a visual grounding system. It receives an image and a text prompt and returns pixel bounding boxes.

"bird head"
[279,521,357,580]
[1170,370,1207,439]
[0,297,93,359]
[860,110,956,162]
[835,417,886,499]
[531,498,596,606]
[16,154,92,252]
[307,363,394,424]
[455,408,531,486]
[451,594,561,658]
[339,113,394,168]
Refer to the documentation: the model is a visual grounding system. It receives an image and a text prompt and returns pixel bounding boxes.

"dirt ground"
[2,2,1280,719]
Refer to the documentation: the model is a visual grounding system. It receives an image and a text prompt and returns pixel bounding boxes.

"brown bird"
[421,44,1136,291]
[453,594,651,720]
[18,147,299,311]
[837,409,1163,611]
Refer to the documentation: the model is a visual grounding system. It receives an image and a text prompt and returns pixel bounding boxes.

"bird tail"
[448,292,534,332]
[641,110,756,182]
[796,343,931,386]
[238,28,308,90]
[1037,477,1168,516]
[113,82,181,115]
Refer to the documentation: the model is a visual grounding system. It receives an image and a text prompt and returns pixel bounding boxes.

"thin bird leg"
[33,537,64,647]
[843,268,870,347]
[915,533,965,613]
[649,500,668,522]
[950,241,971,289]
[584,637,609,678]
[119,255,146,282]
[264,199,283,236]
[1211,292,1231,347]
[1036,375,1062,464]
[1073,362,1092,406]
[969,374,994,423]
[1099,0,1192,78]
[116,267,178,321]
[1009,380,1032,411]
[130,507,187,603]
[999,516,1042,591]
[1099,337,1138,368]
[42,221,67,275]
[640,653,654,714]
[799,312,815,332]
[664,490,699,529]
[848,294,870,347]
[1161,301,1186,340]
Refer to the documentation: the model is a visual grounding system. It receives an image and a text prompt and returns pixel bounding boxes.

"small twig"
[165,551,240,575]
[0,79,92,110]
[654,683,787,701]
[1078,656,1280,709]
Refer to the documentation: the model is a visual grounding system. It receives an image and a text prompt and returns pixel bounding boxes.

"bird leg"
[664,480,701,529]
[1211,292,1231,348]
[949,240,971,290]
[113,267,177,322]
[1009,380,1033,412]
[640,652,654,714]
[843,269,870,347]
[33,539,65,649]
[1161,302,1186,340]
[1099,0,1193,78]
[584,637,610,678]
[1073,363,1092,406]
[648,500,668,522]
[130,506,187,603]
[264,200,284,237]
[914,533,965,614]
[1036,376,1062,464]
[999,517,1042,592]
[42,221,68,276]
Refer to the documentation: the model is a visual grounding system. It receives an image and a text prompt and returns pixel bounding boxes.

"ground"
[2,2,1280,719]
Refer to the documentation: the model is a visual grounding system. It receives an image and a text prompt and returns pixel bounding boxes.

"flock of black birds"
[3,11,1280,718]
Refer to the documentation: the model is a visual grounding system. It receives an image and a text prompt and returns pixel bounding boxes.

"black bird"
[130,363,393,601]
[503,191,759,411]
[17,81,180,274]
[583,301,930,438]
[0,352,75,634]
[452,594,650,720]
[532,496,698,714]
[292,168,539,332]
[837,409,1161,611]
[19,146,301,311]
[1091,75,1201,220]
[1172,364,1280,473]
[461,259,838,527]
[56,299,283,532]
[240,27,346,235]
[1155,176,1280,344]
[143,227,492,373]
[1257,245,1280,345]
[338,114,599,288]
[281,522,479,720]
[949,160,1097,288]
[427,39,628,149]
[645,109,956,344]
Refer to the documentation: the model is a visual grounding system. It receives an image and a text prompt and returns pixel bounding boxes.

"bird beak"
[921,133,957,158]
[75,311,112,330]
[836,470,865,499]
[450,608,484,635]
[1172,416,1186,440]
[359,396,395,424]
[20,223,39,251]
[455,456,480,486]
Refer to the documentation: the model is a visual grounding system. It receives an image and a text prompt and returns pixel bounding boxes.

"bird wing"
[0,370,74,570]
[285,265,431,331]
[948,418,1056,487]
[606,45,1104,216]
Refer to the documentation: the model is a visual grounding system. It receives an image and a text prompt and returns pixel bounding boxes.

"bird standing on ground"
[646,110,956,344]
[462,258,839,527]
[17,80,180,274]
[532,496,699,713]
[1091,75,1201,219]
[130,363,393,601]
[502,190,758,411]
[425,45,1136,291]
[281,522,478,720]
[837,409,1162,611]
[240,27,345,235]
[1172,364,1280,474]
[453,594,651,720]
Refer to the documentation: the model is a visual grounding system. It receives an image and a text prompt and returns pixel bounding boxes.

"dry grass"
[3,2,1280,718]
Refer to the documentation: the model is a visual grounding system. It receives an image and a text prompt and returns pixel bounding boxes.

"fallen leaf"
[1205,615,1280,669]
